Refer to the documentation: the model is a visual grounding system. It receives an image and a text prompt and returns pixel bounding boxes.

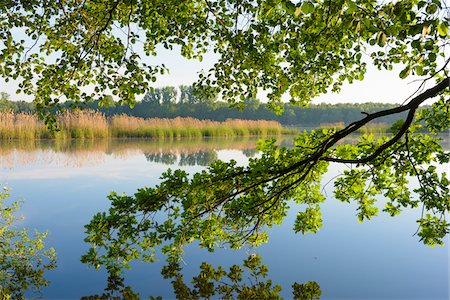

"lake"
[0,136,449,299]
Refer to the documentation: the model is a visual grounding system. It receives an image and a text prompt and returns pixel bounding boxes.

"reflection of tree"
[0,139,109,169]
[162,254,321,300]
[242,148,258,158]
[0,186,56,298]
[143,150,219,166]
[144,152,178,165]
[0,137,280,168]
[0,136,305,168]
[81,254,321,300]
[179,151,218,166]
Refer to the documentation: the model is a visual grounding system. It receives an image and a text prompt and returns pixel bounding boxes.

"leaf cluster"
[0,186,57,299]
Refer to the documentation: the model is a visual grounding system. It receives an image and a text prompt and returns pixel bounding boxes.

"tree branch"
[294,77,450,167]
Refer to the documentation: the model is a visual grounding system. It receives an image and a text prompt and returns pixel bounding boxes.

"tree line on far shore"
[0,87,407,127]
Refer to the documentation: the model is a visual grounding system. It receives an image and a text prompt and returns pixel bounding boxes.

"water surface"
[0,137,448,299]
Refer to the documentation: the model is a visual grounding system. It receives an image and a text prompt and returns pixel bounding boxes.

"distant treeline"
[1,87,409,126]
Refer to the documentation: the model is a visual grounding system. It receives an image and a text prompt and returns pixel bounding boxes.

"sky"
[151,45,433,105]
[1,45,427,105]
[135,48,427,105]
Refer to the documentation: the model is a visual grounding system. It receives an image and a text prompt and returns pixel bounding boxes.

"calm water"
[0,137,448,299]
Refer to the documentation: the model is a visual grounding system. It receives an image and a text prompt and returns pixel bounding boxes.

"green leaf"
[429,52,437,62]
[377,32,387,47]
[301,1,315,14]
[415,65,423,75]
[399,66,410,79]
[426,3,438,14]
[438,22,449,37]
[347,1,358,14]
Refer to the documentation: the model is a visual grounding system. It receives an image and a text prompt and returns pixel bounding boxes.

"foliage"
[0,92,16,112]
[1,0,448,111]
[0,93,34,114]
[0,186,57,298]
[82,137,326,271]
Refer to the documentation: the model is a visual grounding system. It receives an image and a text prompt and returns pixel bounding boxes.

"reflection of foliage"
[144,150,219,166]
[80,273,141,300]
[162,254,320,300]
[82,254,320,300]
[292,281,322,300]
[163,254,283,299]
[0,187,56,299]
[0,137,271,168]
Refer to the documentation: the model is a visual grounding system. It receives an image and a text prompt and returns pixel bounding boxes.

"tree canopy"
[1,0,448,110]
[1,0,449,295]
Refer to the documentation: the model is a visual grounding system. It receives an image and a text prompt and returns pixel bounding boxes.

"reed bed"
[57,110,109,139]
[0,111,47,140]
[319,122,391,134]
[108,115,292,139]
[356,122,390,134]
[0,111,294,140]
[0,110,108,140]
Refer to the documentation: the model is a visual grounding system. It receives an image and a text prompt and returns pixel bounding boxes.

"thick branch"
[292,78,449,168]
[323,106,416,164]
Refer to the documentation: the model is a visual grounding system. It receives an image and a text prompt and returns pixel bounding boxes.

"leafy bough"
[82,78,450,281]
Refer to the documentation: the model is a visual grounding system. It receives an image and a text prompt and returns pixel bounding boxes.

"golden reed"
[0,111,295,140]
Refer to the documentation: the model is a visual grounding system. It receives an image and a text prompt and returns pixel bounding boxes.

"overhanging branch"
[316,77,449,165]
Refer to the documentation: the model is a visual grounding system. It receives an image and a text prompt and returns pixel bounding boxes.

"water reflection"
[144,150,220,166]
[80,254,321,300]
[0,137,275,169]
[0,134,448,299]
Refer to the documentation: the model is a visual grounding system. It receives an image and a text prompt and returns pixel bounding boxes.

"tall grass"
[0,110,108,140]
[110,116,292,139]
[0,111,46,140]
[319,121,390,134]
[57,110,108,139]
[0,111,295,140]
[356,122,390,134]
